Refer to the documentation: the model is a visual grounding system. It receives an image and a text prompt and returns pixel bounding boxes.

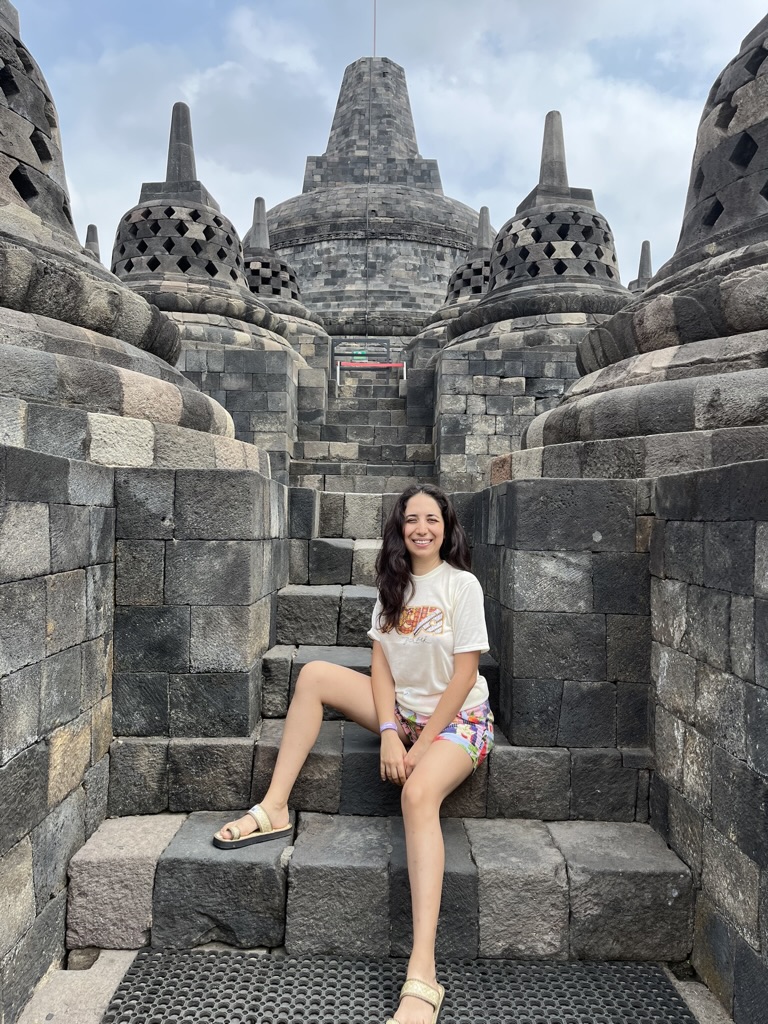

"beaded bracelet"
[379,721,398,733]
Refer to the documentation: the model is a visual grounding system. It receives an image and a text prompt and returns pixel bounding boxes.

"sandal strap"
[247,803,272,834]
[228,824,241,841]
[400,980,440,1008]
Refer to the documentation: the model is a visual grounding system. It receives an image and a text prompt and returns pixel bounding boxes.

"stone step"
[293,473,437,494]
[290,460,435,481]
[67,813,693,963]
[289,538,380,586]
[276,586,378,646]
[297,424,431,445]
[294,442,431,463]
[327,395,405,411]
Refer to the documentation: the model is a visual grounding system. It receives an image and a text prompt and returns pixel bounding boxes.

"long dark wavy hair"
[374,484,471,632]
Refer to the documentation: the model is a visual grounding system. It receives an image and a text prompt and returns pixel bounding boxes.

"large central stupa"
[263,57,481,339]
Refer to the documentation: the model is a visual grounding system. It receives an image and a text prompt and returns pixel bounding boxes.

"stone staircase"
[68,490,695,967]
[291,367,436,491]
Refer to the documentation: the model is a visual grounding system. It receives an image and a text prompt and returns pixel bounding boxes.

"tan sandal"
[385,978,445,1024]
[212,804,292,849]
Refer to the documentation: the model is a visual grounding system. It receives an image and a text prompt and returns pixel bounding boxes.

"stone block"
[654,706,685,789]
[511,550,592,612]
[286,813,390,956]
[667,786,703,883]
[487,742,570,819]
[86,562,113,641]
[509,678,563,746]
[756,598,768,689]
[338,585,377,646]
[686,584,731,671]
[115,540,164,605]
[174,469,265,540]
[702,824,760,948]
[1,662,40,765]
[509,480,636,552]
[319,491,344,537]
[90,505,115,564]
[115,468,175,539]
[692,896,736,1012]
[465,819,568,958]
[570,748,637,821]
[343,494,382,539]
[731,596,755,683]
[169,670,259,737]
[745,683,768,778]
[31,788,85,913]
[114,606,190,673]
[49,503,90,574]
[390,816,477,958]
[664,521,705,585]
[683,726,712,816]
[617,682,651,747]
[1,890,65,1024]
[0,836,34,959]
[4,447,69,504]
[0,578,45,676]
[81,634,112,709]
[47,713,91,806]
[289,538,308,585]
[45,570,87,656]
[340,723,403,816]
[84,756,109,840]
[112,672,169,735]
[653,641,696,719]
[607,614,651,683]
[108,737,169,816]
[733,936,768,1024]
[308,538,354,585]
[261,645,294,718]
[276,585,341,646]
[152,810,288,949]
[548,821,693,960]
[651,577,688,649]
[712,746,768,868]
[441,758,489,819]
[593,553,650,614]
[0,501,49,584]
[289,487,319,539]
[704,521,755,596]
[67,814,184,949]
[558,681,616,747]
[165,540,260,605]
[252,719,341,814]
[513,613,606,681]
[91,695,112,765]
[168,737,254,811]
[190,601,269,672]
[696,664,746,759]
[352,539,380,586]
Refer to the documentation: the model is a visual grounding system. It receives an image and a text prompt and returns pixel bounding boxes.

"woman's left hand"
[403,738,429,777]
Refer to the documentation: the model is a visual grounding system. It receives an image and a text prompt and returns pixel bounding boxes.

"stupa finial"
[165,101,197,182]
[638,240,653,281]
[539,111,569,190]
[85,224,100,261]
[476,206,493,250]
[250,197,270,249]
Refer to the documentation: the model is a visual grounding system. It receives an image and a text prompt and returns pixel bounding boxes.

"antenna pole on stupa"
[251,197,270,249]
[539,110,569,190]
[638,239,653,281]
[165,101,197,182]
[476,206,493,249]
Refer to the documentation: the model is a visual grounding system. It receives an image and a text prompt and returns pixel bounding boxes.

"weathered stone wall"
[109,465,289,816]
[0,447,114,1024]
[649,460,768,1023]
[469,477,653,823]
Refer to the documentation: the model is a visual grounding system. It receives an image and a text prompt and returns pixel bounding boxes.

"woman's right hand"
[380,730,408,787]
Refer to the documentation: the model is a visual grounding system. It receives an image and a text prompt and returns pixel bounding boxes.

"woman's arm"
[371,640,409,785]
[403,650,480,774]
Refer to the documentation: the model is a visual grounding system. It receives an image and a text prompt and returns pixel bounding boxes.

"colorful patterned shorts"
[394,700,494,771]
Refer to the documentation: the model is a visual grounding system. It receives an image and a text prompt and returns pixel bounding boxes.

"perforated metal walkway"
[102,951,697,1023]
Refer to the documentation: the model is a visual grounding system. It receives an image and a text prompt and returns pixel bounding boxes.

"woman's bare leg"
[393,742,473,1024]
[216,660,379,839]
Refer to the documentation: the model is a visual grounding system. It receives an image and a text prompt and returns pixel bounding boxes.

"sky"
[14,0,768,283]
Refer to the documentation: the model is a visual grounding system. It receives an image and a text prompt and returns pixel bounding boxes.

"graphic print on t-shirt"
[397,605,444,639]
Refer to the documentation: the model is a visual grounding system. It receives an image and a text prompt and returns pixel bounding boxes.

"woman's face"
[402,493,445,572]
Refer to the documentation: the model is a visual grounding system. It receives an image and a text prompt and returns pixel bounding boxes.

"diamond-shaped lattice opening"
[191,240,202,256]
[527,262,540,277]
[136,239,148,254]
[128,223,138,237]
[505,269,515,281]
[518,246,530,261]
[110,264,117,273]
[177,255,191,273]
[141,208,152,219]
[498,254,509,268]
[123,259,134,273]
[0,66,20,99]
[217,248,227,260]
[571,242,584,258]
[584,262,596,276]
[230,269,239,281]
[213,216,223,227]
[29,128,52,163]
[760,180,768,202]
[571,212,581,223]
[118,244,126,256]
[592,216,602,228]
[225,234,233,245]
[557,223,569,240]
[595,245,604,259]
[496,239,504,252]
[703,198,724,227]
[163,238,175,253]
[521,218,531,228]
[150,221,161,236]
[146,255,161,272]
[204,226,215,241]
[745,45,768,77]
[510,233,519,246]
[123,214,131,223]
[9,165,38,202]
[553,260,567,276]
[205,261,218,277]
[544,242,556,258]
[531,227,542,243]
[730,132,758,169]
[546,213,557,223]
[189,209,201,221]
[164,207,175,218]
[694,168,705,194]
[176,221,189,236]
[582,226,594,240]
[606,267,615,278]
[235,256,242,267]
[715,101,736,132]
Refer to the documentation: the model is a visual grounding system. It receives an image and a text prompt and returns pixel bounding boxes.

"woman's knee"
[293,660,328,696]
[401,775,440,816]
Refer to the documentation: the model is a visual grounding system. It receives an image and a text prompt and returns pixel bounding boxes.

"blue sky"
[15,0,768,283]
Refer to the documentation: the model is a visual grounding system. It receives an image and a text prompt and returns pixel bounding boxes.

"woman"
[214,483,494,1024]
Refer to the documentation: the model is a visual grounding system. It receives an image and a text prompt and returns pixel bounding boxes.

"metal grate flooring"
[102,951,698,1024]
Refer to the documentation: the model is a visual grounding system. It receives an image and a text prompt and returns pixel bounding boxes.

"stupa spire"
[165,101,197,182]
[539,111,569,190]
[85,224,100,261]
[476,206,493,250]
[250,197,270,249]
[629,240,653,294]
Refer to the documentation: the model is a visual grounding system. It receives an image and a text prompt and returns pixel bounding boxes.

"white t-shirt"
[367,561,490,715]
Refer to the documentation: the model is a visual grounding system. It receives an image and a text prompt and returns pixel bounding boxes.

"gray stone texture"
[252,719,341,814]
[108,737,169,816]
[152,811,290,949]
[486,741,570,820]
[168,737,255,812]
